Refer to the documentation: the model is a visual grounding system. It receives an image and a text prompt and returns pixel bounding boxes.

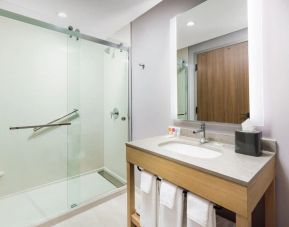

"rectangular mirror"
[176,0,249,124]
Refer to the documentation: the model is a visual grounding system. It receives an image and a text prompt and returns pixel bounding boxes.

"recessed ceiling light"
[187,21,195,27]
[57,12,67,18]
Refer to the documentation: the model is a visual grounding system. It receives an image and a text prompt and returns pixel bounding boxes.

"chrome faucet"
[193,123,208,144]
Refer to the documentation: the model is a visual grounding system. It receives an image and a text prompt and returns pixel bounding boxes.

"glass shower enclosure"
[177,59,189,120]
[0,9,129,227]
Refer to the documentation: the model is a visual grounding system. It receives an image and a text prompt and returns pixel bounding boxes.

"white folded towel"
[160,180,177,209]
[159,187,184,227]
[187,193,216,227]
[207,204,216,227]
[140,175,158,227]
[135,187,141,215]
[140,171,153,194]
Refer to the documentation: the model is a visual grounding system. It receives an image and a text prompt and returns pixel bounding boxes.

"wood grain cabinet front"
[126,146,276,227]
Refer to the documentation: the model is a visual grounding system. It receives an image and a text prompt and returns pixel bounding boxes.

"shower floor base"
[0,169,122,227]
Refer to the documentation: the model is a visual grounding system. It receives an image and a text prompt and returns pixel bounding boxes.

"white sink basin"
[158,141,222,159]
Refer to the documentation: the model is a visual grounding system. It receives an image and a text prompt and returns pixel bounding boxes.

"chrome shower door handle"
[33,109,79,132]
[110,108,119,119]
[10,123,71,130]
[9,109,78,131]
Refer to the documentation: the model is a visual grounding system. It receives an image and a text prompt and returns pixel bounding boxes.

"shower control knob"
[121,117,126,121]
[110,108,119,119]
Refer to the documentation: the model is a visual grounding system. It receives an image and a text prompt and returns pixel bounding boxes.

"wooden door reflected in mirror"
[176,0,249,124]
[197,42,249,124]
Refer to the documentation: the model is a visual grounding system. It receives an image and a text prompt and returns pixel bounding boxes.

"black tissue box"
[235,130,262,157]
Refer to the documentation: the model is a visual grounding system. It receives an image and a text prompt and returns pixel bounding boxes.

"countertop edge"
[126,143,276,187]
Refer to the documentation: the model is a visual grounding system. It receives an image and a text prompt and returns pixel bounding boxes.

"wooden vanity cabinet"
[126,146,275,227]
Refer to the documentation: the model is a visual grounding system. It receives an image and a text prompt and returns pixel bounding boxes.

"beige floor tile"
[54,193,127,227]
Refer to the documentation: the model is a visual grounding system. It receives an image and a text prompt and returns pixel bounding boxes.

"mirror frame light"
[170,0,264,126]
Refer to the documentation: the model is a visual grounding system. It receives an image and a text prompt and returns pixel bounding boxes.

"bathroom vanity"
[126,136,276,227]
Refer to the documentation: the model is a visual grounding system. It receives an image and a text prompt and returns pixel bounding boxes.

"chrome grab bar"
[9,109,78,131]
[10,123,71,130]
[33,109,78,132]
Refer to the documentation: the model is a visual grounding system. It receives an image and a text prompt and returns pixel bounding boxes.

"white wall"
[131,0,204,187]
[262,0,289,226]
[132,0,202,139]
[131,0,204,140]
[108,24,131,47]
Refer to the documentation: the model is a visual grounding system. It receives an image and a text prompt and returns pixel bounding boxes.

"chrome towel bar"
[10,123,71,130]
[9,109,78,131]
[33,109,78,132]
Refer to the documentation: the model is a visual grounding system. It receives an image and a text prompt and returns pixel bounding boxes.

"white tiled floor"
[26,180,68,219]
[0,171,116,227]
[53,192,236,227]
[52,191,236,227]
[0,193,46,227]
[54,193,127,227]
[0,183,235,227]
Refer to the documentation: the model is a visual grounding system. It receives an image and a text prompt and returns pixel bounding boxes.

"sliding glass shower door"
[0,9,129,227]
[0,13,72,225]
[66,36,129,208]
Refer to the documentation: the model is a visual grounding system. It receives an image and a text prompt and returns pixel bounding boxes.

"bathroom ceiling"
[0,0,161,40]
[177,0,247,49]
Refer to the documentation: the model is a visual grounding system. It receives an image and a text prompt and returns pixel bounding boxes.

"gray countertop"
[126,135,275,186]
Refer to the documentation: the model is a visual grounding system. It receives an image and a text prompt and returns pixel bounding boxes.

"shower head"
[177,60,188,69]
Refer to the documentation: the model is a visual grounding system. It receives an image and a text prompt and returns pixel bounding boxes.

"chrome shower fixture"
[139,64,145,69]
[177,59,188,68]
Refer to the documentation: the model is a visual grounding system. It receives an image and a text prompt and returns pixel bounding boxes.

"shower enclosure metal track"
[0,8,129,51]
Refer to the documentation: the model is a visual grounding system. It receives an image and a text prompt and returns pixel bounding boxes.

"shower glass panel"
[103,47,129,181]
[0,9,129,227]
[0,13,70,225]
[66,38,129,207]
[177,60,189,120]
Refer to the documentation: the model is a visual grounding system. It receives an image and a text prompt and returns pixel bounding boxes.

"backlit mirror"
[176,0,248,124]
